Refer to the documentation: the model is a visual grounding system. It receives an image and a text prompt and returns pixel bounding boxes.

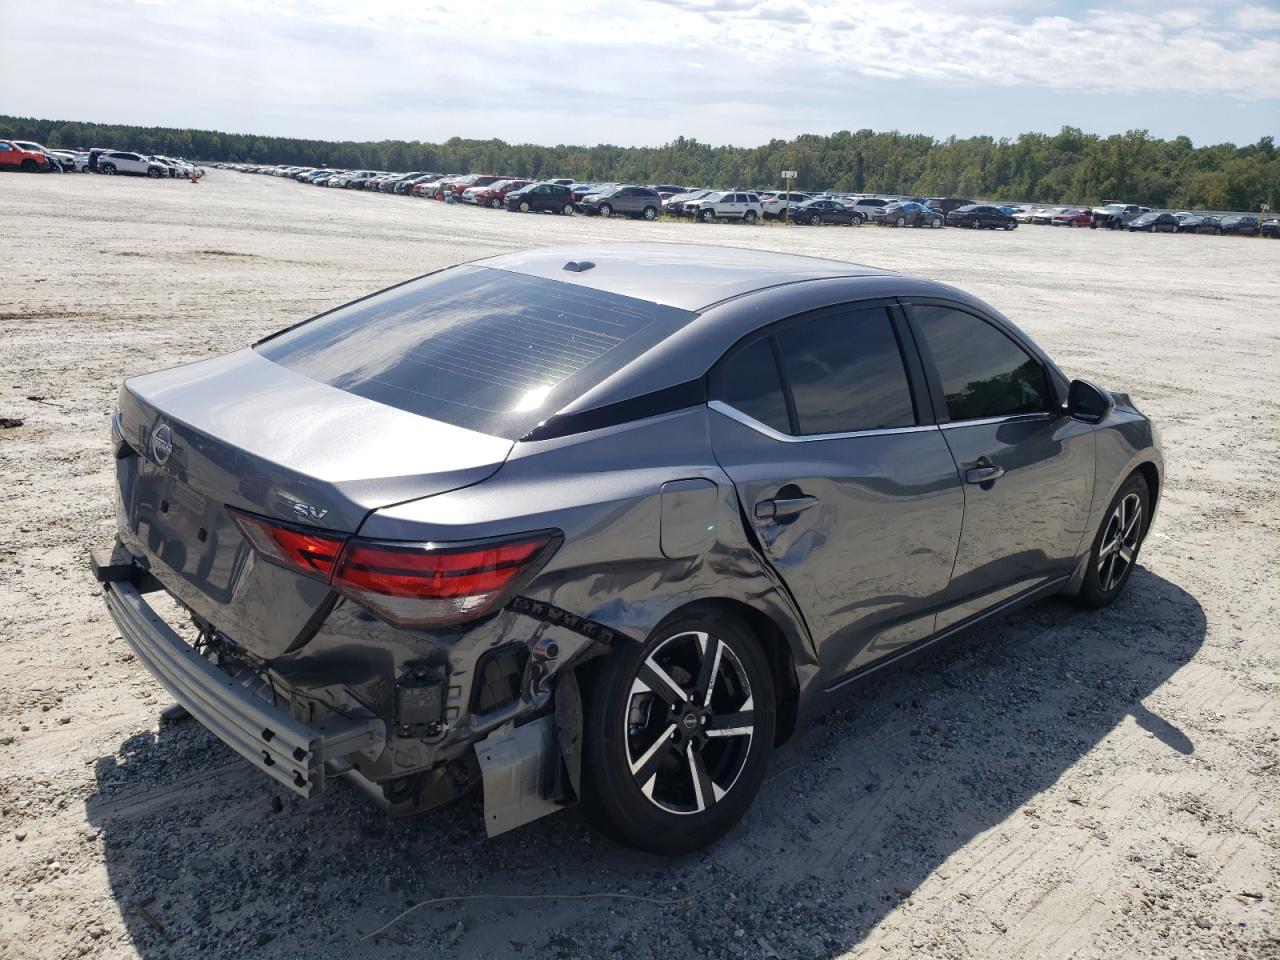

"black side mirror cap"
[1067,379,1114,424]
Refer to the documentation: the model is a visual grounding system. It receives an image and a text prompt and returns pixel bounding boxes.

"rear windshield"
[255,265,696,439]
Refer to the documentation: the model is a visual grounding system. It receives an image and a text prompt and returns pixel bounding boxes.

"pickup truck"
[1091,202,1151,229]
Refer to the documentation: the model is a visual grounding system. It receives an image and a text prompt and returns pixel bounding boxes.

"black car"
[505,181,576,215]
[923,197,975,215]
[1219,215,1260,237]
[946,205,1017,230]
[1263,218,1279,239]
[1127,212,1179,233]
[792,198,860,226]
[874,201,944,228]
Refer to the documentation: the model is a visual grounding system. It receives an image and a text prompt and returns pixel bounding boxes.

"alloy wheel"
[1097,493,1143,592]
[623,630,755,815]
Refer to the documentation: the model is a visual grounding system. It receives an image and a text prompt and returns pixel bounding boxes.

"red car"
[1051,208,1093,227]
[449,174,505,199]
[0,139,49,172]
[470,179,532,208]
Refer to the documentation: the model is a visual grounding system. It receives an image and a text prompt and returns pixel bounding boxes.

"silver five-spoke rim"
[624,631,754,815]
[1098,493,1143,591]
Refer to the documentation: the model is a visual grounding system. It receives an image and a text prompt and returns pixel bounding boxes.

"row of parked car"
[0,139,203,179]
[211,163,1278,237]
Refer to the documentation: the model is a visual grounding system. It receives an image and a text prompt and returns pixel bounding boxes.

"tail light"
[230,509,559,628]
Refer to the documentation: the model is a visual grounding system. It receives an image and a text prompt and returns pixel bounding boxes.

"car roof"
[478,243,896,311]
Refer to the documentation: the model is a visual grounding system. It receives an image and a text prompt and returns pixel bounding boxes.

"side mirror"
[1067,379,1114,423]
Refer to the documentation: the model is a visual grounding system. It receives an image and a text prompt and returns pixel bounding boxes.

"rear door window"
[256,266,696,439]
[714,338,790,433]
[775,308,916,434]
[911,305,1050,421]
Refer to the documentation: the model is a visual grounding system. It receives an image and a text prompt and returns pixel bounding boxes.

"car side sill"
[823,574,1071,694]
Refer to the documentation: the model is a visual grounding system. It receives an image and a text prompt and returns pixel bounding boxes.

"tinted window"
[716,338,789,433]
[775,308,916,435]
[912,305,1049,421]
[257,266,696,439]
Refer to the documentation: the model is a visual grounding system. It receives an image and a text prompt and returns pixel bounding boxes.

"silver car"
[94,243,1163,854]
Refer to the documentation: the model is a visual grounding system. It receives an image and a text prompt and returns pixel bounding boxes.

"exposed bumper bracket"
[104,579,386,799]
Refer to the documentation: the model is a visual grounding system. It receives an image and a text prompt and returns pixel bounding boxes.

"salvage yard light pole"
[782,170,797,224]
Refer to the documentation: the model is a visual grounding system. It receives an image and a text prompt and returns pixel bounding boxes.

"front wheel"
[1005,221,1017,230]
[21,159,38,172]
[1072,473,1150,609]
[742,210,757,224]
[518,200,531,213]
[642,205,657,221]
[598,203,613,217]
[929,217,942,229]
[581,610,776,854]
[561,202,574,216]
[100,164,116,175]
[895,216,906,227]
[491,198,502,209]
[147,168,162,178]
[809,214,822,226]
[700,209,715,223]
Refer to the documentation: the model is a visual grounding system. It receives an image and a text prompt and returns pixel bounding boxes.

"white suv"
[760,191,812,220]
[98,151,168,178]
[692,191,763,224]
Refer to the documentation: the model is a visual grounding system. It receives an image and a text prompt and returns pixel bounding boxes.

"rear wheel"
[581,610,776,854]
[1073,474,1150,609]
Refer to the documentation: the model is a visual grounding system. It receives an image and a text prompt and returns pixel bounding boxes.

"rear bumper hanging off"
[103,579,386,798]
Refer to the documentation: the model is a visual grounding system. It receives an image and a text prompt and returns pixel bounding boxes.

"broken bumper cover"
[103,580,386,799]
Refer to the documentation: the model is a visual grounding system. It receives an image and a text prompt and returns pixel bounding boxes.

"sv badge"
[291,502,329,522]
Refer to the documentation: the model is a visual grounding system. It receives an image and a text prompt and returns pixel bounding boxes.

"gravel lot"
[0,171,1277,960]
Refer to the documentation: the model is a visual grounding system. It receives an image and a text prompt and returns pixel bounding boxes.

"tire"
[101,164,116,175]
[1005,221,1016,230]
[491,198,502,209]
[809,214,822,226]
[1214,228,1222,236]
[895,216,906,227]
[518,200,531,213]
[929,217,942,229]
[147,168,162,179]
[580,609,776,854]
[561,202,574,216]
[598,203,613,217]
[642,205,658,221]
[1072,473,1150,609]
[742,210,757,224]
[20,159,38,172]
[700,209,715,223]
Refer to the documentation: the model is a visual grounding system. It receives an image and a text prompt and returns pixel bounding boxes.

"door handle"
[755,495,818,520]
[964,460,1005,484]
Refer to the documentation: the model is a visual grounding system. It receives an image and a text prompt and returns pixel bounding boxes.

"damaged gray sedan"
[94,243,1163,854]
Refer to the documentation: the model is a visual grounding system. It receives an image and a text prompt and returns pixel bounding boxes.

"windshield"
[256,265,696,439]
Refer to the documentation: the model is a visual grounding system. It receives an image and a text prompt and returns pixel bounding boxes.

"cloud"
[1231,4,1280,31]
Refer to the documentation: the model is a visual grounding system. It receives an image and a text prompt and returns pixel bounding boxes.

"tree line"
[4,114,1277,211]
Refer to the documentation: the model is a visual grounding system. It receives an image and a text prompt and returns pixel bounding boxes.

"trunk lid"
[114,349,512,657]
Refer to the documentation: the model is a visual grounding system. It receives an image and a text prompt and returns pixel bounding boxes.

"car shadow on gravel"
[86,566,1203,960]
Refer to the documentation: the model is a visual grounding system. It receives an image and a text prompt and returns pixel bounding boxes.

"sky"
[2,0,1278,147]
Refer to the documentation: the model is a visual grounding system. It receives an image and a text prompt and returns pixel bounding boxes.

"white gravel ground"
[0,170,1277,960]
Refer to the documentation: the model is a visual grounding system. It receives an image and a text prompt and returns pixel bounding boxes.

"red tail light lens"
[231,511,345,580]
[230,508,559,628]
[333,534,558,627]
